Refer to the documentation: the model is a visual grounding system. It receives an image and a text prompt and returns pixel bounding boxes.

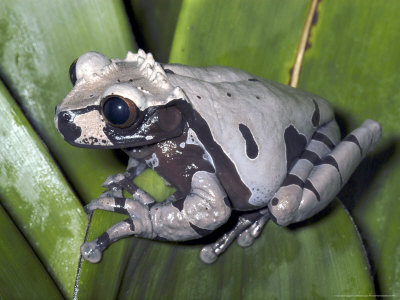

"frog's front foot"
[102,173,137,195]
[84,196,116,215]
[102,173,127,188]
[237,214,270,247]
[81,241,103,263]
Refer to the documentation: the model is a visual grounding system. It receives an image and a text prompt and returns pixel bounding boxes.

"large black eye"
[101,96,138,128]
[69,58,78,86]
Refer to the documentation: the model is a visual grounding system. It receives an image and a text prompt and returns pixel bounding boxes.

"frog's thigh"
[268,120,340,225]
[271,120,381,225]
[150,170,232,240]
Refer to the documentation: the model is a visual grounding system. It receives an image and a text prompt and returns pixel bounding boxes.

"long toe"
[237,230,255,247]
[199,245,218,264]
[81,241,102,263]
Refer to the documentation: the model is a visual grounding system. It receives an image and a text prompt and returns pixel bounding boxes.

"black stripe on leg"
[189,223,213,237]
[316,155,343,185]
[123,218,135,232]
[304,179,321,202]
[96,232,110,251]
[223,197,232,208]
[300,150,321,165]
[114,197,128,214]
[282,174,304,187]
[344,134,362,155]
[312,132,335,150]
[312,99,320,127]
[172,200,184,211]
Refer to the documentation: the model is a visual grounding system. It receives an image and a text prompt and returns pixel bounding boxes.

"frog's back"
[167,66,334,208]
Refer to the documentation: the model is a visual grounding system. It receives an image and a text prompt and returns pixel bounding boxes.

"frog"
[54,50,381,264]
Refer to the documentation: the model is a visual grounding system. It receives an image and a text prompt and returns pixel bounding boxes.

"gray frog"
[55,50,381,264]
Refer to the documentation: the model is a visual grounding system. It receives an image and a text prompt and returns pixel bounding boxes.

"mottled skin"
[55,50,381,264]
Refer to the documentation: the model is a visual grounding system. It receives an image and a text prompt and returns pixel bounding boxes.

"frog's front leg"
[81,171,231,263]
[269,119,381,225]
[96,158,153,205]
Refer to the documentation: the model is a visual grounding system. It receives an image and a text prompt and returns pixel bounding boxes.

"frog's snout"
[55,109,82,143]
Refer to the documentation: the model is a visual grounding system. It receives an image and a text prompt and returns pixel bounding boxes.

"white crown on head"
[123,49,171,90]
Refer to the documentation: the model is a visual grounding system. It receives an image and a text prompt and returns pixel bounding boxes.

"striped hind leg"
[268,120,341,225]
[269,119,381,226]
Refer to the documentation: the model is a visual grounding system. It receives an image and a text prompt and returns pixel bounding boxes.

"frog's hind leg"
[236,211,270,247]
[200,210,268,264]
[268,119,341,225]
[269,119,381,226]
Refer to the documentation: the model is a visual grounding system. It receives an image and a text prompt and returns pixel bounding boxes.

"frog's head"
[55,50,188,149]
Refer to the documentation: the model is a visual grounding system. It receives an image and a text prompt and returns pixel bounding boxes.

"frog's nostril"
[62,111,72,121]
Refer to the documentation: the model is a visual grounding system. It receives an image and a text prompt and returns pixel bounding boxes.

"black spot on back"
[248,78,258,82]
[312,99,320,127]
[164,68,175,74]
[284,125,307,172]
[238,124,259,159]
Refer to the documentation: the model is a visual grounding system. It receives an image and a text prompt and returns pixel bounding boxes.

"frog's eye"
[69,58,78,86]
[101,96,138,128]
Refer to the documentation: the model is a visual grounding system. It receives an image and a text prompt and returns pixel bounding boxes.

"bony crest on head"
[69,49,172,91]
[122,49,171,90]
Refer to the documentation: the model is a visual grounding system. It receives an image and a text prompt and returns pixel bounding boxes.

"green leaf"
[0,0,135,202]
[75,171,175,299]
[2,0,396,298]
[170,0,311,83]
[297,0,400,296]
[0,204,62,299]
[130,0,183,62]
[119,202,373,299]
[0,0,136,297]
[0,79,86,297]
